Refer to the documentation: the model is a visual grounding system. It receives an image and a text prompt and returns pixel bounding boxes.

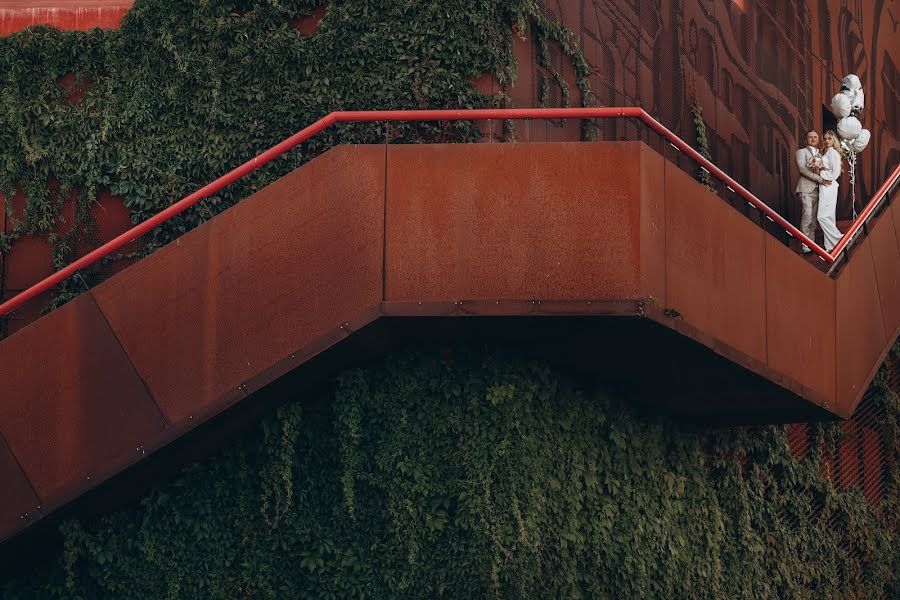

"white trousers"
[817,182,842,252]
[799,190,818,250]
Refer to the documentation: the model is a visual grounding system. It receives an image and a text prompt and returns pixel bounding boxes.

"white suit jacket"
[795,147,824,194]
[820,148,842,182]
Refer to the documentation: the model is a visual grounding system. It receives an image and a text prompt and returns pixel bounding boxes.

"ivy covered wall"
[2,348,896,598]
[0,0,589,314]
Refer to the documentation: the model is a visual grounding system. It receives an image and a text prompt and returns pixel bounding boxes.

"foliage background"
[1,347,897,599]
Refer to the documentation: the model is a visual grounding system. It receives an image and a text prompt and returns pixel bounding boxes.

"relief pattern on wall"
[514,0,900,223]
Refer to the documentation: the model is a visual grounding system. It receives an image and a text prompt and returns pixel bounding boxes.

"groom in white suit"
[795,130,832,253]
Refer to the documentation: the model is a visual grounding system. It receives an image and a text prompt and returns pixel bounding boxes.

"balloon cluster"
[830,74,870,153]
[830,74,869,218]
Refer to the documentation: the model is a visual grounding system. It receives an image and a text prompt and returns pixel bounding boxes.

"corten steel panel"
[3,236,53,291]
[386,142,643,302]
[92,145,385,424]
[640,144,667,309]
[835,239,888,416]
[0,432,39,540]
[664,163,767,365]
[0,290,55,338]
[0,294,164,503]
[893,199,900,252]
[866,205,900,339]
[764,236,836,408]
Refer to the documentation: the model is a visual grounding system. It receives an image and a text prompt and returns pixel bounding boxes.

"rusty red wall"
[0,1,132,35]
[385,142,644,305]
[2,1,898,335]
[506,1,900,227]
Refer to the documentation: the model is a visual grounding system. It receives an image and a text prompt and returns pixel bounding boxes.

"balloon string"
[848,148,857,220]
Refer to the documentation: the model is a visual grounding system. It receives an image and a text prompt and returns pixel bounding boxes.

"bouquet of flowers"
[807,155,824,173]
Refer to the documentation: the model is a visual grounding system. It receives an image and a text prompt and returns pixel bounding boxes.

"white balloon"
[842,74,862,91]
[852,129,870,152]
[837,116,862,140]
[852,89,865,113]
[831,93,852,117]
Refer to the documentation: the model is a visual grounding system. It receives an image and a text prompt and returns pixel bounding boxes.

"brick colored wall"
[0,1,132,35]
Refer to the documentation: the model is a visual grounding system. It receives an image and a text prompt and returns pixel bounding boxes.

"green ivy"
[3,347,896,598]
[690,100,715,192]
[0,0,592,301]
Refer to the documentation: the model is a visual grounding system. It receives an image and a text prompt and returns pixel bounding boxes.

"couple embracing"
[795,130,845,253]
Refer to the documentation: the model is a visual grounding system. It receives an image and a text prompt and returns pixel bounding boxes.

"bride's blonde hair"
[824,130,844,158]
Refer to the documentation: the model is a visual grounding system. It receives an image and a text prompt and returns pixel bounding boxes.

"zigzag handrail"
[0,107,897,319]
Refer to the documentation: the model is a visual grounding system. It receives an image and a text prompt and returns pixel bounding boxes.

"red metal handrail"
[830,162,900,257]
[0,107,896,319]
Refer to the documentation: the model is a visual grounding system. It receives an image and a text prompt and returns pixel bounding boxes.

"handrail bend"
[830,163,900,257]
[0,107,897,319]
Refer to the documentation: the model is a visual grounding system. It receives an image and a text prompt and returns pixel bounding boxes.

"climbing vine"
[691,99,715,191]
[2,347,896,598]
[0,0,594,307]
[529,7,597,139]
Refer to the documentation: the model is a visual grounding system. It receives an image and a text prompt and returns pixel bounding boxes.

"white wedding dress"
[817,147,843,252]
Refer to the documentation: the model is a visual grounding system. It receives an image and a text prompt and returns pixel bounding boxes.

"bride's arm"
[829,149,842,180]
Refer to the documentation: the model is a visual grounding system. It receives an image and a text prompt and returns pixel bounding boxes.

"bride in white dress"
[817,131,844,252]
